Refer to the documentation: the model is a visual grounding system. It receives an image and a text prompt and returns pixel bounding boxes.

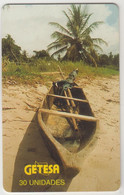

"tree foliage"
[2,34,22,62]
[2,34,119,69]
[33,50,50,59]
[99,52,119,69]
[48,5,107,67]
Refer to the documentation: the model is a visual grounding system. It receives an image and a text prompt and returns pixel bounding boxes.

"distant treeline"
[2,34,119,70]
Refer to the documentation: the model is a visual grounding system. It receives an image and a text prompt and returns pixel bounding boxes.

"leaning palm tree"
[48,5,107,67]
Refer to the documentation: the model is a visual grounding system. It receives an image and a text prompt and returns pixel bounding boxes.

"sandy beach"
[2,76,120,192]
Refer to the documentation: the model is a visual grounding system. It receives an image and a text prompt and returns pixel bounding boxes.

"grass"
[60,61,119,77]
[2,59,119,85]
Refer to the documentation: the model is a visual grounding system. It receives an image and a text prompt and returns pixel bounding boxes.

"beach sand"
[2,76,120,192]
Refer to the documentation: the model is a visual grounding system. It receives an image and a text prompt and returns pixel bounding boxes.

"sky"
[106,4,119,26]
[2,3,119,57]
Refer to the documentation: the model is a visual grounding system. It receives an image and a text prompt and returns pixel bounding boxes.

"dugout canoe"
[38,84,98,177]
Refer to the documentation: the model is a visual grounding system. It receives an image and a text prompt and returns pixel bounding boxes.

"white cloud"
[2,5,70,56]
[91,23,119,54]
[88,4,119,54]
[88,4,112,22]
[2,4,119,56]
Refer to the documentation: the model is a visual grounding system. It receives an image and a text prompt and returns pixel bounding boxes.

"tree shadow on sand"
[11,112,74,192]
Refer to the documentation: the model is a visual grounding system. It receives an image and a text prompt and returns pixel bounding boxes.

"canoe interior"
[41,85,97,153]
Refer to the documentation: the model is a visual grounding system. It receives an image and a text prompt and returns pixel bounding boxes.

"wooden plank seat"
[47,94,88,103]
[39,108,97,122]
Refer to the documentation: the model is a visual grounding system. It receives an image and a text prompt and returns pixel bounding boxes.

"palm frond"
[82,36,93,47]
[47,42,65,51]
[49,22,72,36]
[63,10,75,37]
[93,44,103,52]
[51,31,73,43]
[51,46,67,57]
[82,21,104,36]
[69,5,83,29]
[80,13,92,32]
[63,10,73,26]
[92,38,108,46]
[48,40,60,48]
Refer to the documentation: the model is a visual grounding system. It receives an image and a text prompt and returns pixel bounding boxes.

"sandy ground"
[2,76,120,192]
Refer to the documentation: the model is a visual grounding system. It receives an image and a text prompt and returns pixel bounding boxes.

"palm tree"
[48,5,107,67]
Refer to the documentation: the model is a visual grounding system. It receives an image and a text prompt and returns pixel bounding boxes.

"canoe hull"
[38,85,99,177]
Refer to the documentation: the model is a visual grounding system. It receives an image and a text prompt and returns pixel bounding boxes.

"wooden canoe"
[38,84,99,177]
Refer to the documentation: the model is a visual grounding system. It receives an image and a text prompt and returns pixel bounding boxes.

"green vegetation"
[2,4,119,85]
[2,58,119,85]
